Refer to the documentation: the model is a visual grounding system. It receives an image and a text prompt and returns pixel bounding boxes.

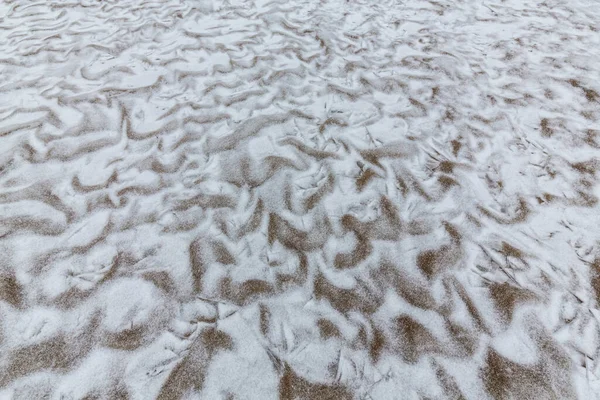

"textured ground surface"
[1,0,600,398]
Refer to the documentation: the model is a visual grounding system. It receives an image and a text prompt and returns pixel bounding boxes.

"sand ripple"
[1,0,600,398]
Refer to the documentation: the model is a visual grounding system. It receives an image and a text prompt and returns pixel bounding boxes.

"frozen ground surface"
[1,0,600,398]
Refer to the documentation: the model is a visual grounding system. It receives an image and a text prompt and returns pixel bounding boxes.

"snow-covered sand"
[1,0,600,398]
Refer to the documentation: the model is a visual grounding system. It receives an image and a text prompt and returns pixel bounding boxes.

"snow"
[1,0,600,398]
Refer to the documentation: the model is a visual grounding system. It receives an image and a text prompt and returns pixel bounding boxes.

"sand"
[1,0,600,398]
